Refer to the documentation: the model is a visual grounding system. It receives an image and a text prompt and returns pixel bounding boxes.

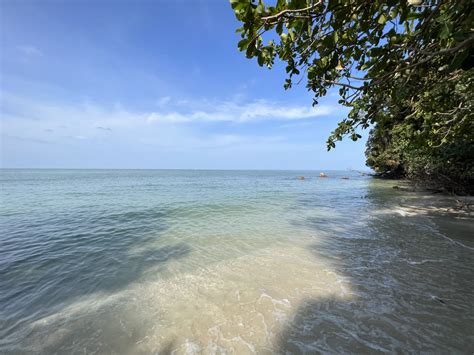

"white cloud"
[156,96,171,107]
[2,92,360,169]
[2,93,334,127]
[135,132,289,152]
[147,99,333,123]
[2,92,336,129]
[17,45,43,57]
[0,93,335,153]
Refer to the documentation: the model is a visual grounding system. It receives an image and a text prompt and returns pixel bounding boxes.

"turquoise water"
[1,169,473,353]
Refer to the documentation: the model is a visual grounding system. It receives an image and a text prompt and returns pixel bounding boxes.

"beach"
[1,169,473,353]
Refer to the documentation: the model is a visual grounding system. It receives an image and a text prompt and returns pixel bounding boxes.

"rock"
[319,173,328,178]
[431,295,446,304]
[341,177,349,180]
[393,186,400,189]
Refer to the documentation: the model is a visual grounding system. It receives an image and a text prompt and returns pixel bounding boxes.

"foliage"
[231,0,474,192]
[365,69,474,193]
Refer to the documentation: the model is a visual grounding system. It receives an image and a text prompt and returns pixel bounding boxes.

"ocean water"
[0,169,473,353]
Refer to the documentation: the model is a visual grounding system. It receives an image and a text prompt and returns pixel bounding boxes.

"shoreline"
[2,171,473,353]
[386,181,474,248]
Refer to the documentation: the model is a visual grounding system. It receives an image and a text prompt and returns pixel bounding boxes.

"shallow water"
[0,169,473,353]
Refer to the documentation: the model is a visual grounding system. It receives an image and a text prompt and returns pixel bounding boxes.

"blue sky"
[1,0,368,170]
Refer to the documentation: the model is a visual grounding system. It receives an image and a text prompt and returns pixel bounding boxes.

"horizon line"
[0,167,371,172]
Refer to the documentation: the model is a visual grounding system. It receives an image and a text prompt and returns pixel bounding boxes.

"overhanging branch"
[262,1,323,22]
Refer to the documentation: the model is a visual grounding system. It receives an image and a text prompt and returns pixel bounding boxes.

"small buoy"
[319,173,328,178]
[297,176,305,180]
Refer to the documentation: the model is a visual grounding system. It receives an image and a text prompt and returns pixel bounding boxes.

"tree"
[231,0,473,192]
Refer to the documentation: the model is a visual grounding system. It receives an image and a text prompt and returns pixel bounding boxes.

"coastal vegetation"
[231,0,473,193]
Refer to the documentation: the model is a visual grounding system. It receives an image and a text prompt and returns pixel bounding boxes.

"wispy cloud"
[17,45,43,57]
[147,98,333,123]
[2,93,334,127]
[0,93,334,155]
[96,126,112,131]
[3,134,52,144]
[156,96,171,107]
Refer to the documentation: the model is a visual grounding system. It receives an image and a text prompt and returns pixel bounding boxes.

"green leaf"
[276,21,283,35]
[245,40,256,58]
[237,38,249,51]
[406,12,419,21]
[230,0,247,11]
[439,22,452,40]
[449,49,469,70]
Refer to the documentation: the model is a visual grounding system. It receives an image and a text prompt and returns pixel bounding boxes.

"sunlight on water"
[1,170,473,353]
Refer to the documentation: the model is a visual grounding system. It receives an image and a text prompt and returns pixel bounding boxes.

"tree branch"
[324,80,364,90]
[373,35,474,84]
[262,1,323,22]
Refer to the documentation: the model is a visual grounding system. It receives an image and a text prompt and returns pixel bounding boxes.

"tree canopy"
[231,0,473,192]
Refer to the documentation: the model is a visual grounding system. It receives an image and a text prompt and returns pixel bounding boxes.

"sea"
[0,169,473,353]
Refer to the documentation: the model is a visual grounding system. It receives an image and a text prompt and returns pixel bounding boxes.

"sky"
[1,0,368,170]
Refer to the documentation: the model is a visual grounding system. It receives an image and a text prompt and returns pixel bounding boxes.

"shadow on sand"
[1,207,192,352]
[276,187,474,353]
